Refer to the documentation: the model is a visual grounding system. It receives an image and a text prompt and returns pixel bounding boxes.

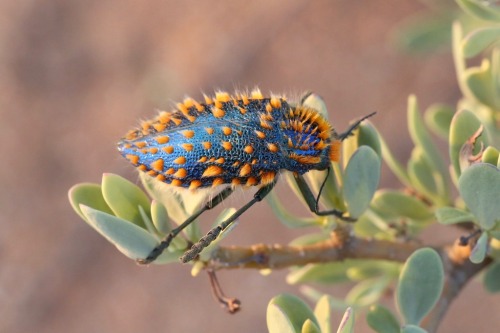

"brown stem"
[209,228,420,270]
[421,241,493,333]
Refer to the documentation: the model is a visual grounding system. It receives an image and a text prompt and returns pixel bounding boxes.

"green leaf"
[462,27,500,58]
[407,148,440,204]
[391,10,454,53]
[396,248,444,325]
[424,104,454,140]
[484,262,500,292]
[401,325,428,333]
[101,173,150,228]
[336,307,354,333]
[358,122,382,158]
[80,205,178,264]
[346,277,390,307]
[407,95,449,202]
[314,296,333,333]
[435,207,475,225]
[267,190,322,228]
[464,58,500,109]
[371,190,434,221]
[459,163,500,230]
[482,146,500,166]
[151,200,170,235]
[150,200,187,250]
[139,172,189,223]
[366,305,400,333]
[449,110,485,179]
[344,146,381,218]
[287,263,350,285]
[302,319,321,333]
[68,183,114,221]
[456,0,500,22]
[470,232,489,263]
[267,294,318,333]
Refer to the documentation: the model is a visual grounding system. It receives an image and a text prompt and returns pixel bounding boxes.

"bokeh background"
[2,1,500,332]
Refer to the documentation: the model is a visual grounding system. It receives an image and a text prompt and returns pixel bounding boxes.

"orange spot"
[251,88,263,99]
[280,121,286,129]
[215,157,225,164]
[231,178,241,186]
[242,94,250,105]
[265,103,273,113]
[149,147,158,154]
[156,174,166,182]
[232,161,240,167]
[123,143,132,149]
[125,130,138,140]
[202,165,224,177]
[147,170,157,176]
[237,106,247,114]
[126,154,139,164]
[202,141,212,150]
[174,168,187,178]
[255,130,266,139]
[138,165,147,171]
[189,180,202,190]
[193,101,204,112]
[150,159,164,171]
[177,102,189,114]
[173,156,186,165]
[315,140,327,151]
[181,143,194,151]
[260,120,272,130]
[158,111,171,124]
[162,146,174,154]
[251,159,258,164]
[215,91,231,102]
[214,100,223,109]
[209,157,216,162]
[246,177,258,186]
[222,141,233,151]
[236,130,243,136]
[205,127,214,135]
[183,98,195,108]
[155,136,170,144]
[171,117,182,126]
[198,156,208,163]
[212,178,224,187]
[261,171,276,185]
[153,123,166,132]
[182,130,195,138]
[244,145,254,154]
[165,168,175,175]
[287,138,293,148]
[270,97,281,108]
[141,121,151,131]
[239,163,252,177]
[135,141,146,148]
[329,140,341,162]
[212,107,225,118]
[290,153,321,165]
[222,127,232,135]
[171,179,183,187]
[204,94,213,105]
[267,143,279,153]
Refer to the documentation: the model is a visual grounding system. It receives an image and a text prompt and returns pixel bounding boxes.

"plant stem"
[209,228,419,270]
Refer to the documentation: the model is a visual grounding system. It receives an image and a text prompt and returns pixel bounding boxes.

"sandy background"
[2,1,499,332]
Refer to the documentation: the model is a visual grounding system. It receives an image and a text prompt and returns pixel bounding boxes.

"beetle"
[118,89,375,264]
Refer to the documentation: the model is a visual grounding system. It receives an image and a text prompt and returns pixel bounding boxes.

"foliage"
[68,0,500,331]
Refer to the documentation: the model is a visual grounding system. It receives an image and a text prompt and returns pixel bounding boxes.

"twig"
[209,228,420,270]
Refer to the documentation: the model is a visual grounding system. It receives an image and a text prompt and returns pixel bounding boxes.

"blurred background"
[2,0,499,332]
